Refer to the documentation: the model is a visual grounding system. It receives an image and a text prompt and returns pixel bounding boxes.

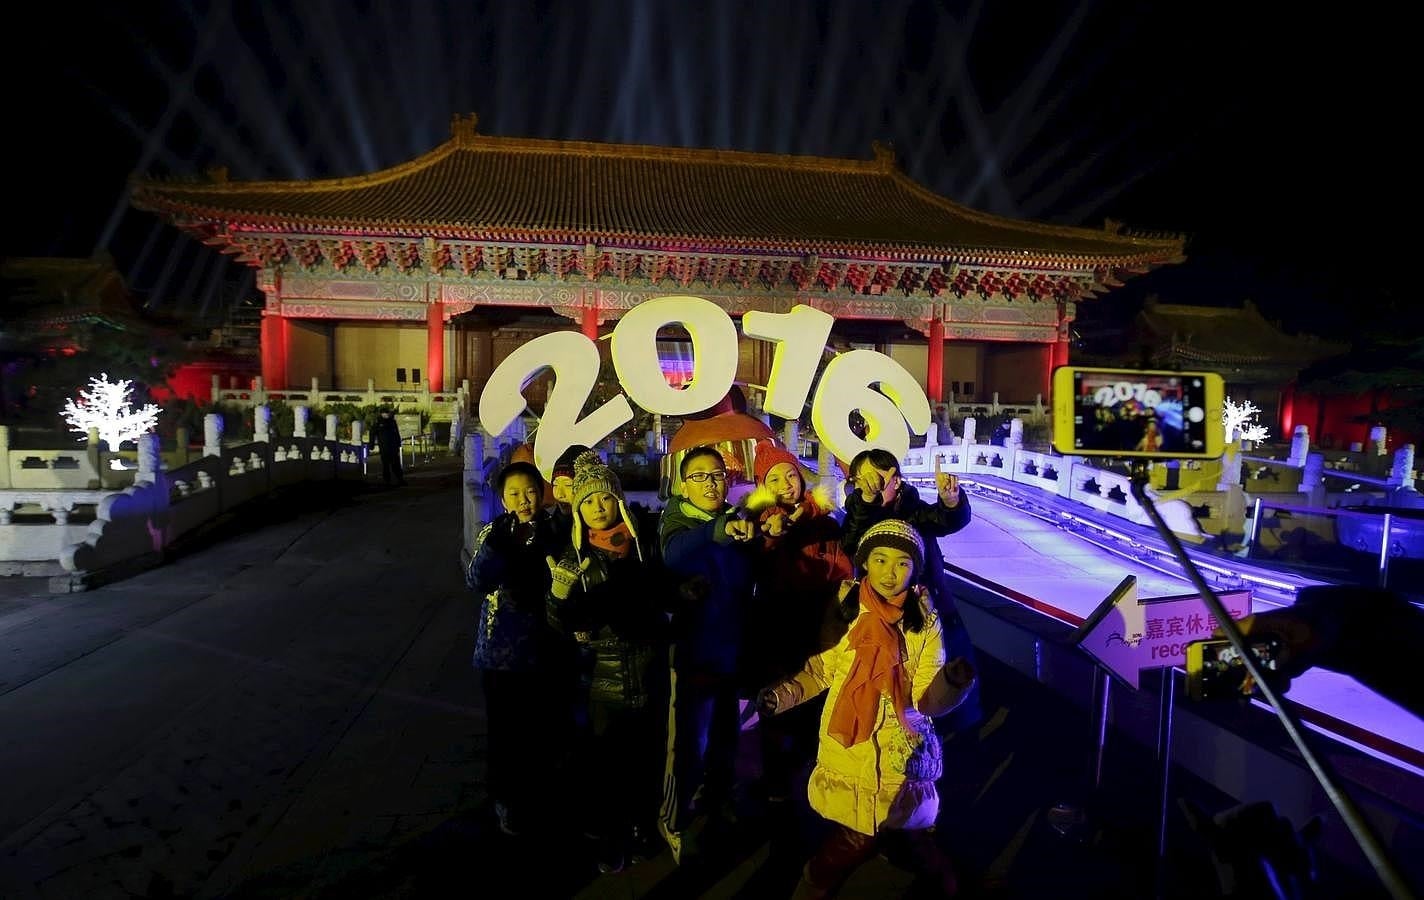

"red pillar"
[426,301,446,392]
[260,312,288,390]
[926,319,944,403]
[1048,337,1070,404]
[1053,334,1071,370]
[582,306,599,341]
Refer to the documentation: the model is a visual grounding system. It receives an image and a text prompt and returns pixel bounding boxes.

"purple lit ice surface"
[950,494,1423,776]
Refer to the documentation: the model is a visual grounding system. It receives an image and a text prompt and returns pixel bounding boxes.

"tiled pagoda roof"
[130,114,1184,270]
[1138,300,1346,367]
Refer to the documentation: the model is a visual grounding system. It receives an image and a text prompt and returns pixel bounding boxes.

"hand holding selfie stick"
[1128,465,1411,900]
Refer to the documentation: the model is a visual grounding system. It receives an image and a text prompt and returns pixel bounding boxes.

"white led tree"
[62,373,160,449]
[1222,396,1270,444]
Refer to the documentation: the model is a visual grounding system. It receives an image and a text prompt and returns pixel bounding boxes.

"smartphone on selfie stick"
[1051,366,1410,899]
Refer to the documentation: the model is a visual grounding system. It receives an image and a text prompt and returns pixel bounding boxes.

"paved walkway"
[0,457,1398,898]
[1,461,987,899]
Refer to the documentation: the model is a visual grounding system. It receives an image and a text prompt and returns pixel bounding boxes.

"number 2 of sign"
[478,296,931,475]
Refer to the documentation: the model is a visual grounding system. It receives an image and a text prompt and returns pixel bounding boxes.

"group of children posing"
[466,439,978,898]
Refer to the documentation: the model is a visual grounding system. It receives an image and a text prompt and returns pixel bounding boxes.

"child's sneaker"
[629,824,664,863]
[596,834,626,874]
[494,802,520,837]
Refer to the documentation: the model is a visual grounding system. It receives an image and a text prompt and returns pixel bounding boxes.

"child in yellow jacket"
[757,519,977,898]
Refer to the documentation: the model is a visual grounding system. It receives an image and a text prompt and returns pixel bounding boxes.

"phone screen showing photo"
[1072,371,1210,454]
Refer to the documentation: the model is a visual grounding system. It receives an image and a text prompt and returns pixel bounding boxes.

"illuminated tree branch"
[61,373,161,450]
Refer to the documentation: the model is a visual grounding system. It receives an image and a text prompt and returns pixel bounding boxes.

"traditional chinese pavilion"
[129,113,1184,410]
[1121,298,1346,436]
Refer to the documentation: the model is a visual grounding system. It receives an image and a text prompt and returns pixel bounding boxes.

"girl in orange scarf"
[757,519,977,899]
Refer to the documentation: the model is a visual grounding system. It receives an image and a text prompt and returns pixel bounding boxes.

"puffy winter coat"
[842,482,981,731]
[766,591,949,836]
[746,497,855,686]
[546,531,669,709]
[467,509,564,672]
[658,498,755,676]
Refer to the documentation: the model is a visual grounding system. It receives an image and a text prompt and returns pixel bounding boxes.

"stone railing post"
[136,432,161,485]
[293,405,309,438]
[961,417,977,447]
[211,374,222,404]
[1389,444,1416,490]
[352,421,364,446]
[783,420,800,455]
[310,376,320,396]
[1299,451,1326,507]
[0,425,9,489]
[1287,425,1310,466]
[1369,425,1388,456]
[252,376,265,405]
[1218,441,1244,488]
[254,404,271,442]
[1008,418,1024,448]
[325,413,339,442]
[204,414,224,458]
[87,427,104,488]
[465,430,483,474]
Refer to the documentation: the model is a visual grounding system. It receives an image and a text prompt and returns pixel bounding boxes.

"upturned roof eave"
[138,201,1184,271]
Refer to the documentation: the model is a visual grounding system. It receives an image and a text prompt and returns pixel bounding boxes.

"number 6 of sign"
[478,296,930,474]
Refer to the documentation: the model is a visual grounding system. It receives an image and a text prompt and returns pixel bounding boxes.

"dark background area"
[3,1,1412,339]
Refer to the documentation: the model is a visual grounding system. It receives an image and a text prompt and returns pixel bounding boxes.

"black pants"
[660,667,741,834]
[379,445,404,483]
[481,669,551,817]
[805,823,959,896]
[585,700,662,838]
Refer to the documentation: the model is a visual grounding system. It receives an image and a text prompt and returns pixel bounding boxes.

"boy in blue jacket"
[656,445,758,863]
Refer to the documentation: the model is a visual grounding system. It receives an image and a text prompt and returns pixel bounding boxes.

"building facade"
[131,114,1184,417]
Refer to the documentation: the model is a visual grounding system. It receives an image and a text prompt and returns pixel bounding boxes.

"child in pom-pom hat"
[757,519,976,898]
[545,450,669,873]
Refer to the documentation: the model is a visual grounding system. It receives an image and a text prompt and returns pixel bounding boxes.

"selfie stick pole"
[1128,467,1411,900]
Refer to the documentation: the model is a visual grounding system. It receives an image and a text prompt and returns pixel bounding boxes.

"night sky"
[5,1,1410,338]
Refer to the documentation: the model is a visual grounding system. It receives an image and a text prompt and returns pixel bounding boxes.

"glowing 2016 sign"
[1094,382,1164,410]
[478,296,931,475]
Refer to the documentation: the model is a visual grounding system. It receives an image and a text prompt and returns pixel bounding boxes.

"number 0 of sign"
[478,296,931,474]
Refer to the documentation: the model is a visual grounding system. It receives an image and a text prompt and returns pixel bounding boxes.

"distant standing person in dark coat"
[370,408,406,485]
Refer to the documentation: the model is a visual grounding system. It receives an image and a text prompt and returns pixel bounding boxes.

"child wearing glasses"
[757,520,976,898]
[656,445,759,864]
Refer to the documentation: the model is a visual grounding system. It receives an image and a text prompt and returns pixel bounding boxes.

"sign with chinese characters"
[478,296,931,475]
[1073,575,1253,689]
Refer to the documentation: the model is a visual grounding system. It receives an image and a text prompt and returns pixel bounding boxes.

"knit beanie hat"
[753,440,800,485]
[553,444,591,481]
[571,450,622,511]
[854,519,925,576]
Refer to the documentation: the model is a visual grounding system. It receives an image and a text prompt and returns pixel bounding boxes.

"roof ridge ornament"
[451,112,480,145]
[871,140,896,171]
